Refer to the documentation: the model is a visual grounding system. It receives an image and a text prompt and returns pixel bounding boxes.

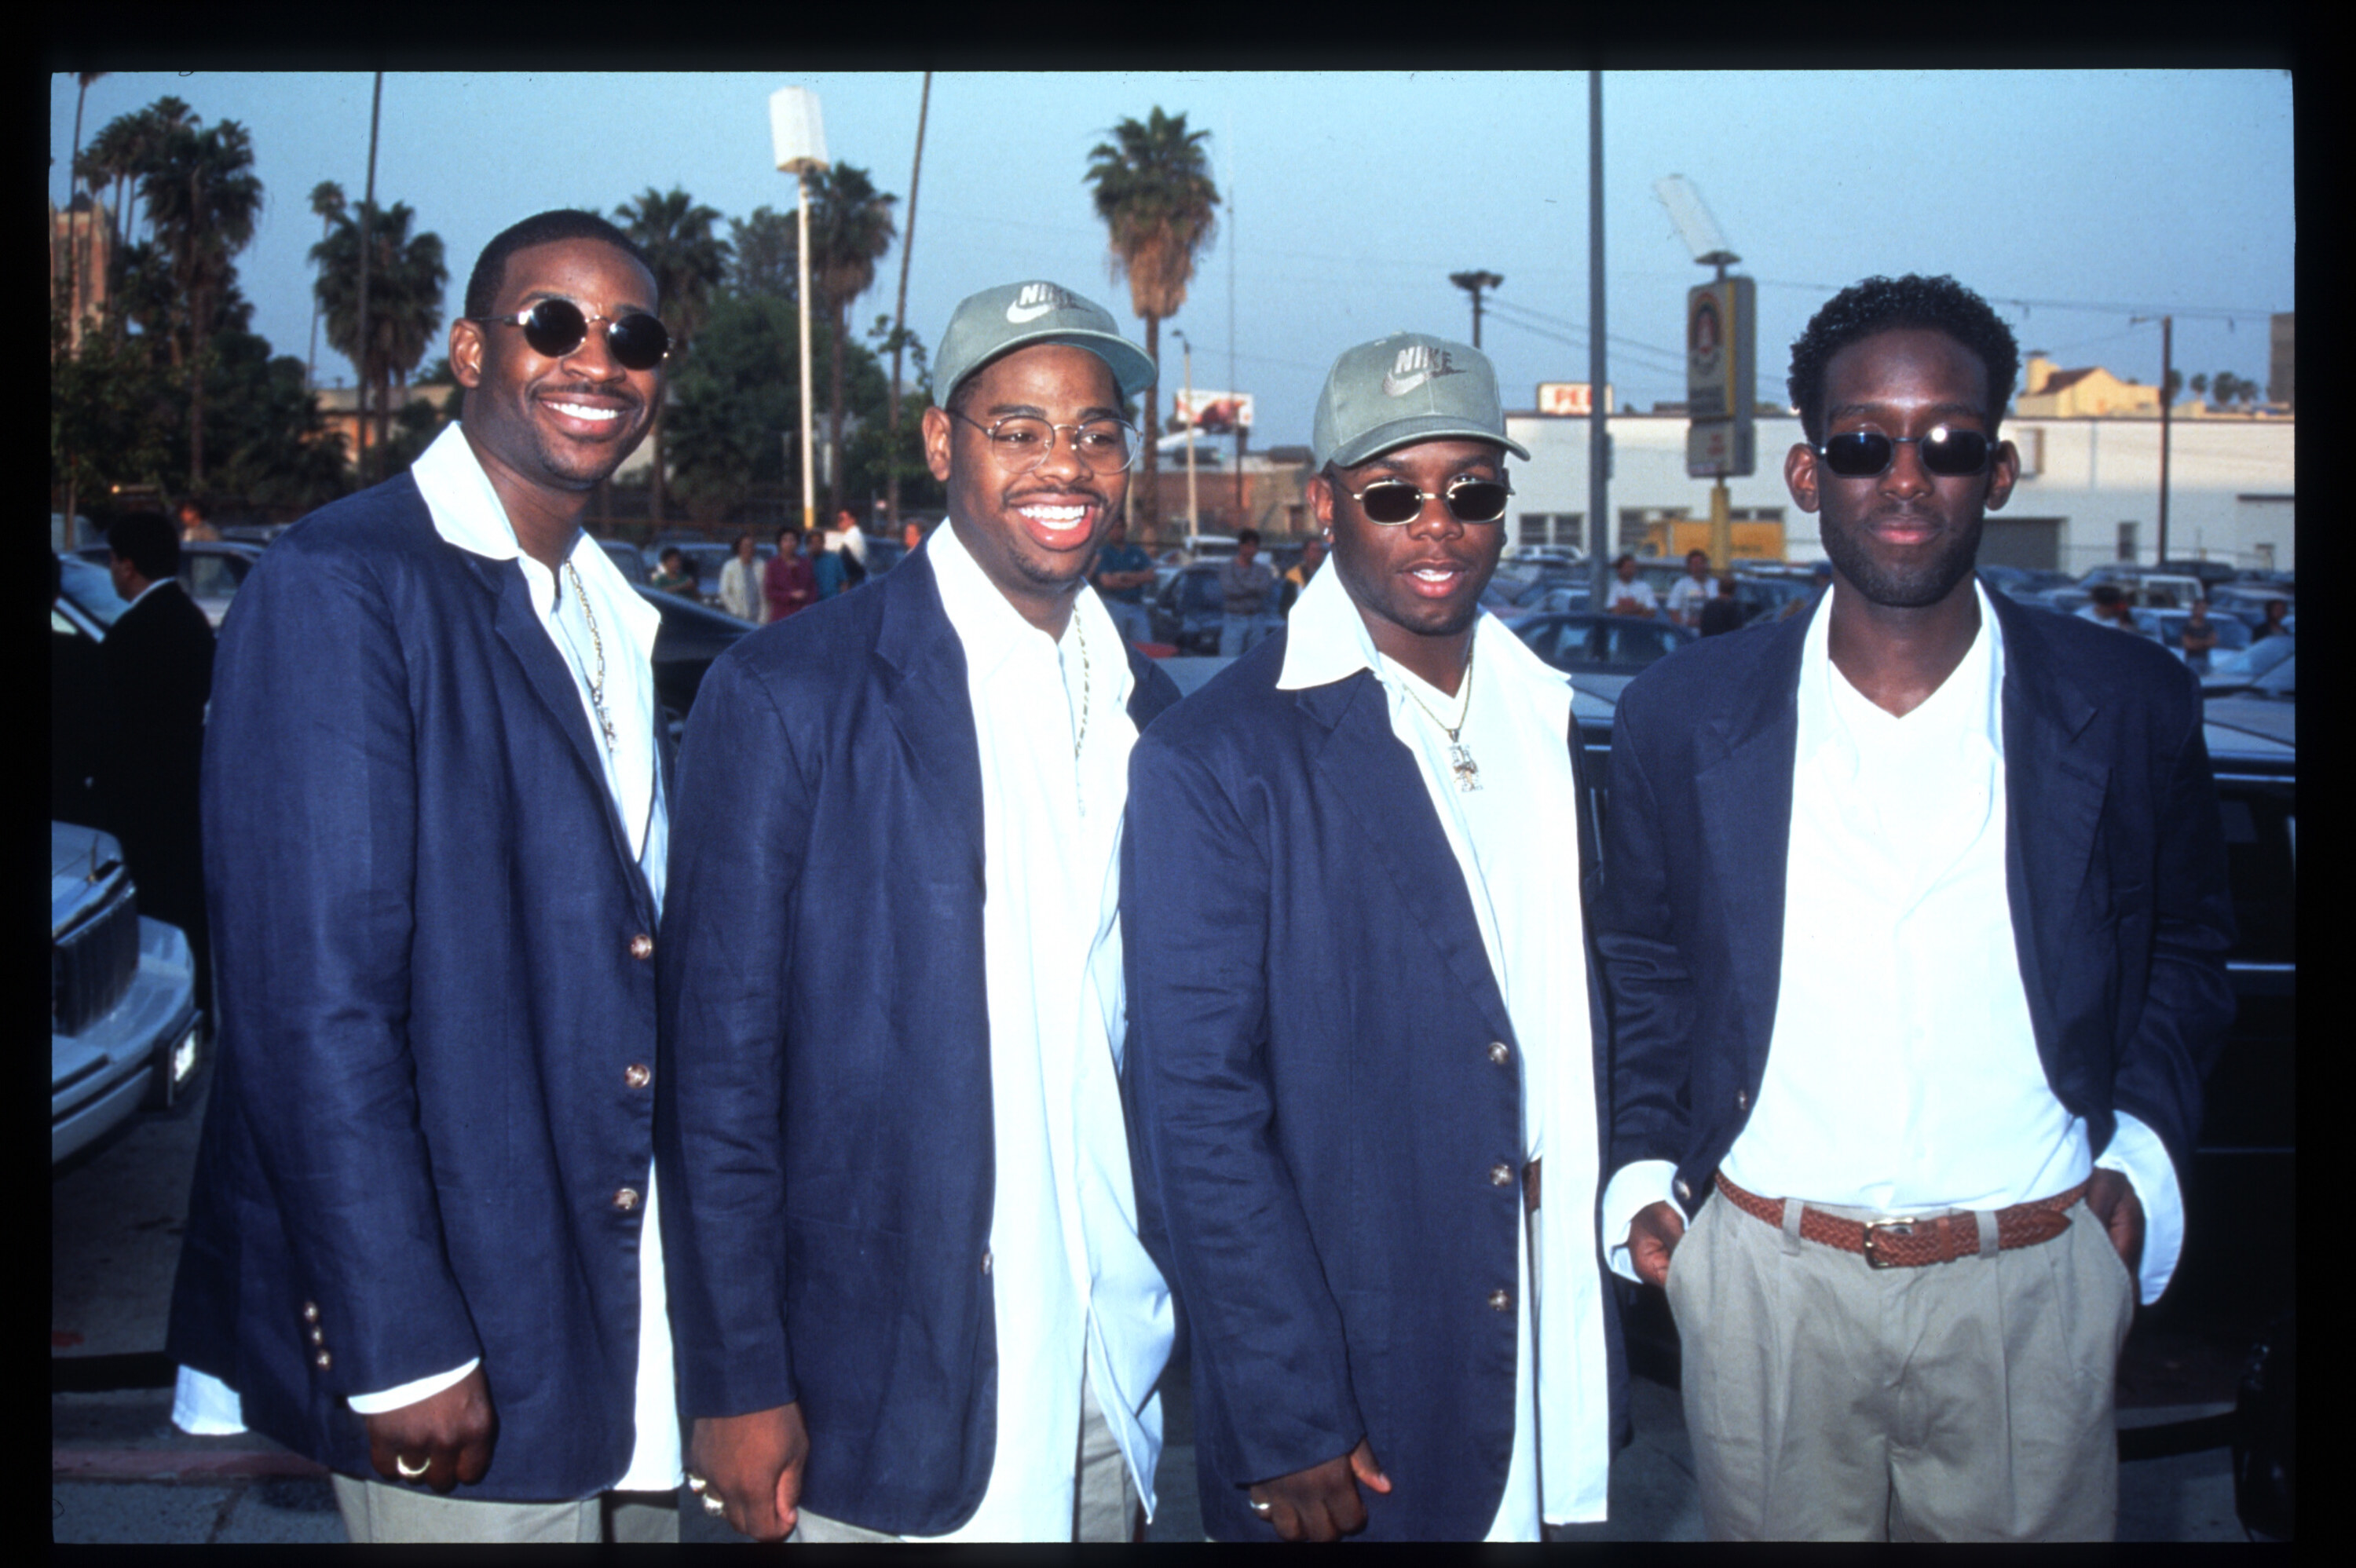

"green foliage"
[726,207,799,302]
[52,305,170,504]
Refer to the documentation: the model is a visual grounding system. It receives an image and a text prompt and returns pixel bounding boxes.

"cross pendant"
[1449,742,1482,792]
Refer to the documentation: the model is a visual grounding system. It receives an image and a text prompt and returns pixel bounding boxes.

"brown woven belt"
[1714,1171,2089,1270]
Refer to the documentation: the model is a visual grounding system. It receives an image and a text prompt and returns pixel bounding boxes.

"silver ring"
[1249,1497,1273,1518]
[701,1491,728,1517]
[395,1453,430,1479]
[684,1471,708,1494]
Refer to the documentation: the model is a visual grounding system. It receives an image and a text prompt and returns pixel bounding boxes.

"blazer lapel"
[1691,608,1811,1080]
[1992,594,2106,1045]
[1303,671,1517,1050]
[481,555,657,919]
[876,552,986,883]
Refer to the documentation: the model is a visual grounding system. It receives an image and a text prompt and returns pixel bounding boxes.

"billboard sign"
[1685,275,1758,477]
[1173,389,1254,433]
[1535,382,1615,417]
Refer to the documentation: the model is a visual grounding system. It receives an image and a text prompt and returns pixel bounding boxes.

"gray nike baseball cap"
[1311,331,1531,471]
[932,280,1158,408]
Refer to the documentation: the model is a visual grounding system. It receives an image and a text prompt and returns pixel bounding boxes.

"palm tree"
[1085,107,1220,512]
[306,181,346,390]
[615,187,728,524]
[808,164,898,519]
[80,97,192,347]
[61,71,105,333]
[141,113,263,485]
[313,200,448,471]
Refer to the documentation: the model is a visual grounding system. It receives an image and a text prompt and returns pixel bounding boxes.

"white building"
[1504,408,2294,573]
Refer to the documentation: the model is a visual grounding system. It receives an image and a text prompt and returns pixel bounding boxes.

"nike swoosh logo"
[1006,302,1055,323]
[1381,371,1429,396]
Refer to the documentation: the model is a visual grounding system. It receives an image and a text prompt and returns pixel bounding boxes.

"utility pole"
[1450,270,1504,349]
[2157,313,2173,565]
[356,73,381,486]
[885,71,930,532]
[1586,75,1611,605]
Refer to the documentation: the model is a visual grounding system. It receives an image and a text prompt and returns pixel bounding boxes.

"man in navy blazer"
[1125,333,1625,1541]
[168,211,686,1541]
[1597,276,2235,1540]
[660,281,1180,1542]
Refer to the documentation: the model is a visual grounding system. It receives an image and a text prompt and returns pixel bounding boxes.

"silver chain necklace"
[1396,636,1481,792]
[562,559,619,757]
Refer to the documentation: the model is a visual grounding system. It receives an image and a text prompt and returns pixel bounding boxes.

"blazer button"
[1675,1177,1693,1203]
[313,1351,333,1370]
[613,1187,641,1212]
[1489,1162,1514,1188]
[629,933,655,961]
[309,1326,326,1347]
[624,1063,653,1090]
[1735,1087,1751,1112]
[1488,1040,1511,1066]
[981,1250,993,1276]
[302,1301,320,1324]
[1488,1288,1512,1313]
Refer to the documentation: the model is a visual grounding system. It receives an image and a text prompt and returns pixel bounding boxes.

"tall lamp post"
[770,86,829,535]
[1174,329,1199,544]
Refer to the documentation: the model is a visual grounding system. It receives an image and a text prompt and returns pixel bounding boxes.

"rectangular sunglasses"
[1813,426,1993,478]
[1342,476,1514,525]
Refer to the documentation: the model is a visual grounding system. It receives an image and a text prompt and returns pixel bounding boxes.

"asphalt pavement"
[54,1073,2259,1544]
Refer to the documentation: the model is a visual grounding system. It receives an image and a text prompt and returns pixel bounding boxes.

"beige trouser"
[792,1362,1137,1542]
[1665,1188,2135,1541]
[331,1475,679,1543]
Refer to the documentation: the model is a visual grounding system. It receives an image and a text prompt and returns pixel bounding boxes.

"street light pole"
[1449,269,1504,349]
[770,87,829,536]
[1176,329,1198,544]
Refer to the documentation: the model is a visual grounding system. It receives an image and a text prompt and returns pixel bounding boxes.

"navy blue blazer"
[655,547,1180,1537]
[1599,586,2237,1218]
[1121,633,1627,1542]
[166,474,672,1500]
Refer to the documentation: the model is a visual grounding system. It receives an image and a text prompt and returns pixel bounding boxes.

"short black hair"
[1686,548,1709,562]
[464,210,653,322]
[2089,583,2127,608]
[1787,274,2020,445]
[659,546,684,566]
[1237,528,1261,548]
[108,511,180,582]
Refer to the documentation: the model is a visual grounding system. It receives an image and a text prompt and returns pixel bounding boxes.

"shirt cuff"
[347,1358,482,1416]
[1600,1160,1681,1285]
[2095,1112,2182,1305]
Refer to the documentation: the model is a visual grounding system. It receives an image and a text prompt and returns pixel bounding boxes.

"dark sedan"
[1509,610,1699,701]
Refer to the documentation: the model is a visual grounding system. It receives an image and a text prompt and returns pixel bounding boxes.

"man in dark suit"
[168,210,686,1541]
[660,281,1181,1543]
[1125,333,1623,1541]
[96,511,215,1011]
[1598,275,2235,1541]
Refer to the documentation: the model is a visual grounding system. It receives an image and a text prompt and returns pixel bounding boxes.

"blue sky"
[51,69,2293,450]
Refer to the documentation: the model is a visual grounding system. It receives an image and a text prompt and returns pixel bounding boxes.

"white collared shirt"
[916,519,1173,1540]
[1601,581,2182,1303]
[1277,562,1612,1533]
[178,426,682,1491]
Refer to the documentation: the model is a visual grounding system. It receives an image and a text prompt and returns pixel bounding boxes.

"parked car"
[2201,636,2295,699]
[599,538,650,585]
[637,584,756,741]
[1509,610,1699,702]
[52,821,204,1164]
[1149,562,1227,655]
[75,539,264,629]
[1977,565,2079,601]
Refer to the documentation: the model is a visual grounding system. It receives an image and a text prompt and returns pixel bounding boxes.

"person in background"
[650,546,697,598]
[1698,575,1745,638]
[1605,554,1658,619]
[1218,528,1279,655]
[1665,549,1713,627]
[2249,598,2290,641]
[764,525,817,622]
[177,495,221,543]
[719,534,765,622]
[1089,514,1157,645]
[2179,599,2220,672]
[2078,583,2154,636]
[1279,533,1327,616]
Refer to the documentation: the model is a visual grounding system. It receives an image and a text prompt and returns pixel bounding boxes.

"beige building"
[49,197,113,353]
[2017,356,2160,418]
